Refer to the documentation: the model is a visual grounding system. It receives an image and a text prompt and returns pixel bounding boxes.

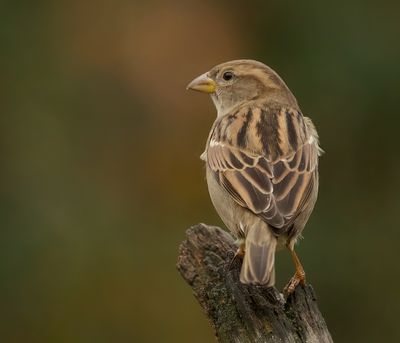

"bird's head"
[187,59,297,116]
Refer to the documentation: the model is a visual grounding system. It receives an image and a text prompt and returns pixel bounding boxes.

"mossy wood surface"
[177,223,333,343]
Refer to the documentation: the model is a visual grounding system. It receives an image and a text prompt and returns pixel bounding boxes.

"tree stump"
[177,223,333,343]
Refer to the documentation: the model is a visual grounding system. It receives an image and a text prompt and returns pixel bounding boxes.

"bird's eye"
[222,71,234,81]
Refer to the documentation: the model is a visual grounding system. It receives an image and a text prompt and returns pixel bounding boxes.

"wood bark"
[177,223,333,343]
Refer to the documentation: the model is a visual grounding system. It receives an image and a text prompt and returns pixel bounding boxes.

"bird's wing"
[207,105,320,230]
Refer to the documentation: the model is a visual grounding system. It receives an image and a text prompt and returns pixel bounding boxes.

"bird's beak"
[186,73,216,93]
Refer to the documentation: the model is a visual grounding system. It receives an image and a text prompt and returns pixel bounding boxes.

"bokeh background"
[2,0,400,342]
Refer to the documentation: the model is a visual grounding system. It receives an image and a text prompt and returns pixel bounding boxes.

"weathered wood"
[177,223,333,343]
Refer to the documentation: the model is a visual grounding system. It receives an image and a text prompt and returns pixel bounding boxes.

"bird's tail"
[240,225,277,286]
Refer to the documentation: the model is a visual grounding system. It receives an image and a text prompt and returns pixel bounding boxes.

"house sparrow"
[187,60,321,293]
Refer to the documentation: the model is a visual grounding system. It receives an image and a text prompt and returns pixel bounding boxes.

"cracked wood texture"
[177,223,333,343]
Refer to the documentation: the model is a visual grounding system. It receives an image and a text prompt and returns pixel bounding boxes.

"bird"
[187,59,322,294]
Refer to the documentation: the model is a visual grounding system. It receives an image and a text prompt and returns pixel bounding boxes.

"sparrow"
[187,60,322,293]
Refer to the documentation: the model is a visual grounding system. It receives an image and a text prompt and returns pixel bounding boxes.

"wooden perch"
[177,223,333,343]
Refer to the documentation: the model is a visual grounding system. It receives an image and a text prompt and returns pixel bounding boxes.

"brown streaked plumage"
[187,59,322,293]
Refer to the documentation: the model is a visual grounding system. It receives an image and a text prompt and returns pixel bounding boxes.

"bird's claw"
[228,246,245,269]
[283,272,306,296]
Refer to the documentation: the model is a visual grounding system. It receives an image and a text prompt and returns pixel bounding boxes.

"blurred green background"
[1,0,400,342]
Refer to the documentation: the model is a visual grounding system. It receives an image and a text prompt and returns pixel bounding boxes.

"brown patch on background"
[53,1,247,115]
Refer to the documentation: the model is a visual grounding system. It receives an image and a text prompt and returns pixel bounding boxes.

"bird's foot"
[283,271,306,296]
[228,245,245,269]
